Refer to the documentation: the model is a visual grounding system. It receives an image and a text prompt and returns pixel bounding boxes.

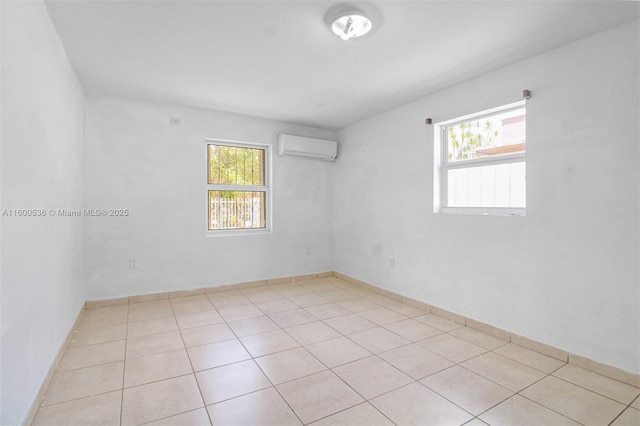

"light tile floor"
[33,277,640,425]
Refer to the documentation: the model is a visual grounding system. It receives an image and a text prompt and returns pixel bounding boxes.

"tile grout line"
[327,324,461,422]
[36,282,416,420]
[457,357,585,426]
[210,290,310,423]
[341,273,640,388]
[119,302,130,426]
[136,408,206,426]
[320,306,588,426]
[34,305,560,426]
[266,282,530,426]
[508,367,594,426]
[234,283,401,425]
[221,296,307,426]
[513,394,588,426]
[607,396,640,426]
[31,310,129,414]
[26,303,87,425]
[363,353,463,424]
[170,296,214,426]
[37,278,640,426]
[548,373,640,410]
[399,351,505,423]
[90,274,640,387]
[267,282,376,424]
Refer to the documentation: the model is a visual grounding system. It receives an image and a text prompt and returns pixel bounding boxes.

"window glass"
[208,190,266,230]
[446,108,525,163]
[207,142,269,232]
[437,102,526,215]
[208,145,265,185]
[446,162,526,208]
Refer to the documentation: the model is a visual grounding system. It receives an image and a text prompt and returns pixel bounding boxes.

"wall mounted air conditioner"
[277,133,338,161]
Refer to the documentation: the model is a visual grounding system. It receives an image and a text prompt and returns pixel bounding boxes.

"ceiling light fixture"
[331,9,372,41]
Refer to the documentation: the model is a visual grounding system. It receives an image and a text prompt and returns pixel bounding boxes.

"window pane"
[208,145,265,185]
[446,162,526,208]
[446,108,526,163]
[208,191,266,230]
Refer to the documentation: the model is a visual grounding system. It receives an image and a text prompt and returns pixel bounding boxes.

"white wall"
[83,98,335,300]
[334,21,639,374]
[0,1,86,424]
[0,7,636,424]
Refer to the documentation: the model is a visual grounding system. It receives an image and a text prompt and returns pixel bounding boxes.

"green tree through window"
[207,143,268,231]
[448,119,499,162]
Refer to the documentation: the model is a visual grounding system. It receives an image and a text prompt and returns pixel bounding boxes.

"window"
[435,101,526,215]
[206,140,270,234]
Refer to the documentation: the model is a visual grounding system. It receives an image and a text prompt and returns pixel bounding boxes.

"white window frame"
[205,138,272,236]
[434,100,526,216]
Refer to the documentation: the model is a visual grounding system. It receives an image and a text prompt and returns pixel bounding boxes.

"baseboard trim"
[24,303,85,426]
[82,270,639,388]
[334,272,640,388]
[84,271,337,308]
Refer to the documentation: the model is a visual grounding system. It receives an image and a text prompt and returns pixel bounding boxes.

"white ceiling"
[45,1,639,130]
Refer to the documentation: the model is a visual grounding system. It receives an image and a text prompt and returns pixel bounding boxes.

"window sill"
[206,228,272,237]
[438,207,526,216]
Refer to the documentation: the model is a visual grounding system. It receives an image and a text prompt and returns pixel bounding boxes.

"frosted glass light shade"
[331,11,372,40]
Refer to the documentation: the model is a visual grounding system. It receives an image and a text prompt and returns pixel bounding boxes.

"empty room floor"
[32,277,640,425]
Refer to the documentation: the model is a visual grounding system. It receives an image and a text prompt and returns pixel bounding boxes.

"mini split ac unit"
[277,133,338,161]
